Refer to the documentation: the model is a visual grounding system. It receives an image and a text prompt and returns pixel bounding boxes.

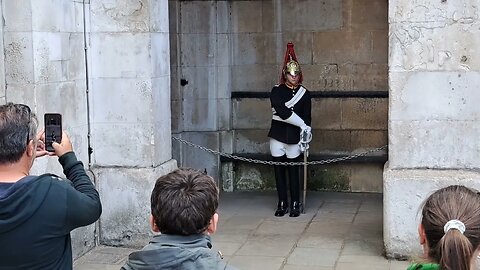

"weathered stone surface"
[170,100,182,133]
[390,22,480,71]
[231,64,278,92]
[351,0,388,30]
[216,66,231,99]
[384,167,480,258]
[181,66,215,100]
[179,0,215,34]
[313,31,373,64]
[152,76,172,166]
[150,0,169,33]
[182,98,217,131]
[32,32,86,83]
[97,160,177,247]
[230,161,383,193]
[232,33,279,65]
[90,78,155,166]
[372,31,388,64]
[216,34,231,67]
[389,120,480,169]
[151,32,171,77]
[90,0,149,32]
[231,1,263,33]
[234,129,270,154]
[311,98,342,130]
[173,132,220,180]
[390,71,480,121]
[309,130,351,152]
[280,0,343,32]
[341,98,388,130]
[89,33,152,78]
[389,0,478,23]
[216,1,231,34]
[280,33,314,65]
[4,32,34,84]
[180,34,215,67]
[217,98,231,131]
[31,0,83,32]
[232,98,271,130]
[3,0,32,32]
[350,130,388,149]
[350,163,384,192]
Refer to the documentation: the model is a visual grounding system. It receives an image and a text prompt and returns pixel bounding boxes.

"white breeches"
[269,138,301,159]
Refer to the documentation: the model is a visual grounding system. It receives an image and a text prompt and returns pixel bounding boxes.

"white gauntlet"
[299,126,312,153]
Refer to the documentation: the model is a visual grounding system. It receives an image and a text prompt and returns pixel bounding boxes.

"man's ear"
[26,140,35,157]
[149,214,160,233]
[206,213,219,235]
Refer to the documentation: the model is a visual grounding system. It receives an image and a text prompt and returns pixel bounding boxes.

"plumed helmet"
[285,60,301,76]
[279,42,303,84]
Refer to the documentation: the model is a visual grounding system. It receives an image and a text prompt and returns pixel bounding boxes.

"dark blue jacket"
[0,152,102,270]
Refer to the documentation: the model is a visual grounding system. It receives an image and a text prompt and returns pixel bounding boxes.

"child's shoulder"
[407,263,439,270]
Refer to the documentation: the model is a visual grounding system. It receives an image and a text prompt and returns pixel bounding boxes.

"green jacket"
[0,152,102,270]
[407,263,439,270]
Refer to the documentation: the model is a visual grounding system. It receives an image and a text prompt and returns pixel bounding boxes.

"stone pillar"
[88,0,176,246]
[170,0,231,181]
[385,0,480,258]
[2,0,94,259]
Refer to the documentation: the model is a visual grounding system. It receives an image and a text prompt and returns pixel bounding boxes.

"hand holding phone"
[44,113,62,152]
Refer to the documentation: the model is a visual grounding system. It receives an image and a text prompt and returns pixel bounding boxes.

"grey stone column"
[385,0,480,258]
[88,0,176,246]
[2,0,95,259]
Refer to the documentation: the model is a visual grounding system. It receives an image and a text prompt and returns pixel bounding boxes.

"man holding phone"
[0,103,102,270]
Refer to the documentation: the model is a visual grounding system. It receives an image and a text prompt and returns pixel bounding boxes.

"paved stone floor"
[74,191,412,270]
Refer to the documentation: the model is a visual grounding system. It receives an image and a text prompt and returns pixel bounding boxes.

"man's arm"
[51,132,101,232]
[60,152,102,231]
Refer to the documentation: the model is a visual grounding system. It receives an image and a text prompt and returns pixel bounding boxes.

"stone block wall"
[385,0,480,258]
[1,0,175,255]
[89,0,175,247]
[171,0,389,192]
[2,0,93,258]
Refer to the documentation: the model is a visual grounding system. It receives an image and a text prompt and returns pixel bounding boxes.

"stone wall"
[385,0,480,258]
[171,0,388,192]
[88,0,175,247]
[2,0,93,258]
[1,0,175,255]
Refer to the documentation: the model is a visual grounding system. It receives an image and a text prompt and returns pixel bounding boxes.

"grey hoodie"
[121,234,235,270]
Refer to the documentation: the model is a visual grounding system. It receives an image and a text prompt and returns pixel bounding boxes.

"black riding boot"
[273,156,288,216]
[287,156,301,217]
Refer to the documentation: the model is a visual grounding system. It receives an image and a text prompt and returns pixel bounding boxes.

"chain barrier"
[172,136,387,166]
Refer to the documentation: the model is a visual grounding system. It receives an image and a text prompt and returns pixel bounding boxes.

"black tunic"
[268,84,312,144]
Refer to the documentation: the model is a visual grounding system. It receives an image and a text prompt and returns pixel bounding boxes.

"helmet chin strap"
[285,81,298,89]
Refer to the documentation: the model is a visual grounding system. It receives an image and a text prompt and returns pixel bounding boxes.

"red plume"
[279,42,303,85]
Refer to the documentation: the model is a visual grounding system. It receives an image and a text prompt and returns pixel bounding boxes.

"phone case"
[44,113,62,152]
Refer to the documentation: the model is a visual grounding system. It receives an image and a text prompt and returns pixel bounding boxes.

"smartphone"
[44,113,62,152]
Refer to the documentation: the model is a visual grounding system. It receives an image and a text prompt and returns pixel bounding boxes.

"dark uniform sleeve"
[303,90,312,126]
[58,152,102,232]
[270,86,293,120]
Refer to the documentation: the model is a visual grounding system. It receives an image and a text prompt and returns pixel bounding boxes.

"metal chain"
[172,136,387,166]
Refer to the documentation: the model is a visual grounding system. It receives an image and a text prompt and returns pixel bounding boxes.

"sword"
[300,129,310,214]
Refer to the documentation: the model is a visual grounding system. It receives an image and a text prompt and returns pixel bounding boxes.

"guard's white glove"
[299,126,312,153]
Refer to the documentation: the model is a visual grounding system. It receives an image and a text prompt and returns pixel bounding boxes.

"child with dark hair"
[121,168,234,270]
[408,185,480,270]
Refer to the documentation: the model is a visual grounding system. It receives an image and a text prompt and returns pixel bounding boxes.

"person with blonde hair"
[408,185,480,270]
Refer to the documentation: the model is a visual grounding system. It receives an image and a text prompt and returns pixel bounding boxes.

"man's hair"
[151,168,219,235]
[421,185,480,270]
[0,103,37,164]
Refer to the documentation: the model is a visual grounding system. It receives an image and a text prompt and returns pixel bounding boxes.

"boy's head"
[150,168,219,235]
